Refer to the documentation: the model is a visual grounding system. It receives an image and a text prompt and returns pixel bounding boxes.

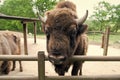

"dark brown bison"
[0,32,22,74]
[38,1,88,75]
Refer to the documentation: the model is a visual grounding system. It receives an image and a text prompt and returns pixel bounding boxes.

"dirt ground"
[2,37,118,77]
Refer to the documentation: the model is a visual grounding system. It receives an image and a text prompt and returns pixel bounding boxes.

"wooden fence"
[0,51,120,80]
[88,27,110,56]
[0,14,40,55]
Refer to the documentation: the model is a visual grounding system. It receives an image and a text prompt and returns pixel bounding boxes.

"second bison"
[0,32,22,74]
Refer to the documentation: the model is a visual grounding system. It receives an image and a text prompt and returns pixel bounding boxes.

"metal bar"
[0,15,39,22]
[0,55,37,61]
[38,51,45,80]
[46,75,120,80]
[0,76,38,80]
[22,22,28,55]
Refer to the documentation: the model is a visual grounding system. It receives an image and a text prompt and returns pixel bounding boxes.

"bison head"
[38,8,88,65]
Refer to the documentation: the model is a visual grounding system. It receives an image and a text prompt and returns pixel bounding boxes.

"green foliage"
[89,1,120,32]
[0,0,58,33]
[33,0,58,15]
[33,0,59,34]
[0,0,35,17]
[111,4,120,32]
[0,0,35,32]
[86,20,100,31]
[88,33,102,43]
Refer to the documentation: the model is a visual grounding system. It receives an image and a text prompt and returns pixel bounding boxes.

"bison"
[0,32,22,74]
[0,34,11,74]
[38,1,88,75]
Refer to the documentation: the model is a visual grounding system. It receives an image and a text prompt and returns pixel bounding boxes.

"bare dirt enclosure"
[1,31,120,77]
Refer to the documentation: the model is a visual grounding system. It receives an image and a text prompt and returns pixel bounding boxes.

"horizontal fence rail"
[1,55,120,61]
[0,76,38,80]
[0,15,39,22]
[70,56,120,61]
[0,51,120,80]
[0,55,38,61]
[46,75,120,80]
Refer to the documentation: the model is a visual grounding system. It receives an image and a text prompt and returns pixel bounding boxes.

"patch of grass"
[109,34,120,44]
[88,33,102,43]
[88,33,120,45]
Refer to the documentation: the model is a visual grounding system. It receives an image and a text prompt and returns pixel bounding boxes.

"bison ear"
[77,24,88,35]
[12,34,17,43]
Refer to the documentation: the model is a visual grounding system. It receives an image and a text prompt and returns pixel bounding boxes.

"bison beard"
[38,1,88,76]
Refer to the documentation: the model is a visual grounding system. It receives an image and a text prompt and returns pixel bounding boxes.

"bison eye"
[45,31,50,39]
[69,24,77,35]
[69,28,77,48]
[70,27,77,35]
[70,29,77,39]
[46,33,50,40]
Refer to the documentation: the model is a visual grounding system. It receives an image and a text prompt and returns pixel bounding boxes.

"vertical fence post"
[33,22,37,44]
[21,21,28,55]
[38,51,45,80]
[103,27,110,56]
[101,33,104,48]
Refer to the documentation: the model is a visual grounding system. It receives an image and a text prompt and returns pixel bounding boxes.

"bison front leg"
[79,62,83,75]
[1,61,11,74]
[19,61,23,72]
[11,61,16,71]
[71,62,83,75]
[55,67,65,76]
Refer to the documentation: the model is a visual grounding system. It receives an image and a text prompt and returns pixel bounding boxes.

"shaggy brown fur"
[3,33,23,72]
[55,1,76,12]
[0,32,22,75]
[0,34,11,74]
[42,1,88,76]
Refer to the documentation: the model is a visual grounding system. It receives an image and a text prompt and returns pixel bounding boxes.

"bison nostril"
[51,49,61,55]
[53,52,61,56]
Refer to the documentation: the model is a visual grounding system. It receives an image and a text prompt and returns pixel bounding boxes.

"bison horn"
[76,10,88,25]
[37,12,45,23]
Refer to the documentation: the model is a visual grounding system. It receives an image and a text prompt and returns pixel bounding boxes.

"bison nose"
[51,48,61,56]
[52,52,61,56]
[48,55,66,65]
